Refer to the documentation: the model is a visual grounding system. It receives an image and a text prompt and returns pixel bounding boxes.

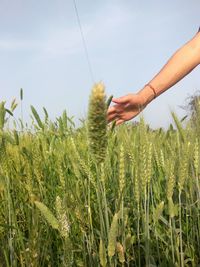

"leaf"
[0,131,16,145]
[171,111,185,142]
[31,105,44,130]
[43,107,49,123]
[108,211,120,258]
[153,201,164,223]
[99,239,107,267]
[106,95,113,109]
[168,198,178,218]
[125,233,135,249]
[0,102,6,130]
[34,201,59,230]
[11,98,18,112]
[5,109,13,117]
[13,130,19,145]
[20,88,23,101]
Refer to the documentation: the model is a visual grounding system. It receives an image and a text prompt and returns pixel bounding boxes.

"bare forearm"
[139,32,200,104]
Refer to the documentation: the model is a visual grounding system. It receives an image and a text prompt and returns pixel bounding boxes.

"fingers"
[107,106,128,123]
[107,105,116,115]
[107,93,139,125]
[107,112,118,123]
[116,119,124,126]
[107,110,127,124]
[107,104,124,122]
[112,95,129,104]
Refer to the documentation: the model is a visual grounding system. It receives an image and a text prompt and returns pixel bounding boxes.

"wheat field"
[0,85,200,267]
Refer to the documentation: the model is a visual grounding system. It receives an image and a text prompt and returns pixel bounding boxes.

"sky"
[0,0,200,129]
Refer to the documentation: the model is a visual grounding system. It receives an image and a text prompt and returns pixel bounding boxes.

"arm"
[107,31,200,125]
[139,31,200,103]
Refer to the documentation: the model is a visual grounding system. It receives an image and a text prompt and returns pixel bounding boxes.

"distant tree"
[187,92,200,120]
[181,91,200,130]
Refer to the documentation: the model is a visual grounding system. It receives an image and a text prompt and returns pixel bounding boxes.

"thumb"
[112,95,129,104]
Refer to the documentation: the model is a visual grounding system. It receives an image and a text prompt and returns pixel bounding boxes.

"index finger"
[107,106,116,115]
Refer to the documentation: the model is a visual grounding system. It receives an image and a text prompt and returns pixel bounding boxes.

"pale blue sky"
[0,0,200,128]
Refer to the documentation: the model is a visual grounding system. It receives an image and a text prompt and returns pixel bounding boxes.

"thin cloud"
[0,39,41,51]
[0,3,132,58]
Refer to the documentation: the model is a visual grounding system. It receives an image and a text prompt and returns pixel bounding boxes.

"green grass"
[0,93,200,266]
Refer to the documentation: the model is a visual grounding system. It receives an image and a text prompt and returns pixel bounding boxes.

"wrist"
[137,84,156,106]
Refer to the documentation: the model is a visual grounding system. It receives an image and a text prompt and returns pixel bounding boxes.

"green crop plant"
[0,89,200,266]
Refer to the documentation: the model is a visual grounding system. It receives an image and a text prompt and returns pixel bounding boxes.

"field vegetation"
[0,86,200,267]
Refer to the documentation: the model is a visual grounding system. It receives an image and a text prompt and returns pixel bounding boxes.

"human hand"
[107,93,146,125]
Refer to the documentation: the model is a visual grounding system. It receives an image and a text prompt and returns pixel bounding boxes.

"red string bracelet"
[145,84,157,99]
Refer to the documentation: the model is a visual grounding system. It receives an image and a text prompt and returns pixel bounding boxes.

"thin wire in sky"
[73,0,95,84]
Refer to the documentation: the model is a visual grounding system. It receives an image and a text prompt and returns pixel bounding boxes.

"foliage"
[0,95,200,267]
